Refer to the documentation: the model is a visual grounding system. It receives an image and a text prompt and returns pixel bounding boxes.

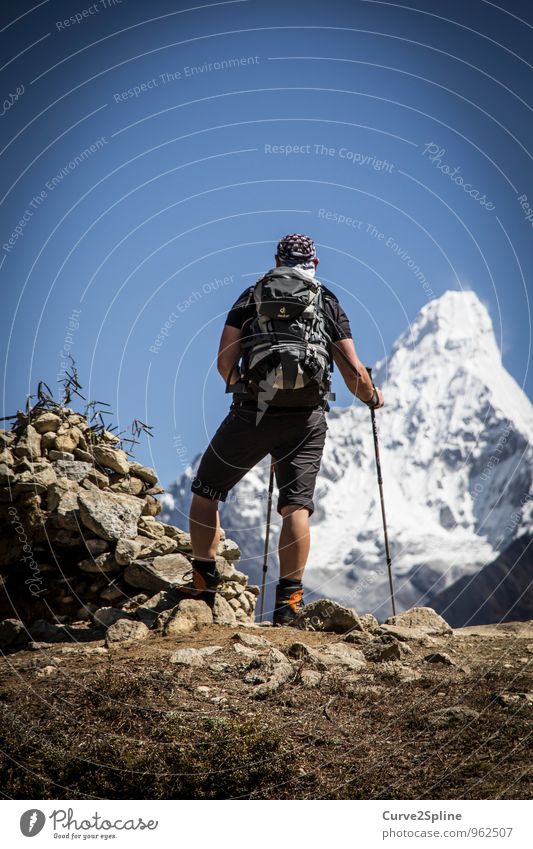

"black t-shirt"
[224,280,352,413]
[226,283,352,342]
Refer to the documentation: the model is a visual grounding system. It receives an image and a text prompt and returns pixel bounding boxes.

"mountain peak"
[385,289,501,374]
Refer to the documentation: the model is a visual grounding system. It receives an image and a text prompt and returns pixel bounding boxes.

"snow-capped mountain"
[161,290,533,620]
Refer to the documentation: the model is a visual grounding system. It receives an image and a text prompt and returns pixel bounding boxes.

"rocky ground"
[0,607,531,800]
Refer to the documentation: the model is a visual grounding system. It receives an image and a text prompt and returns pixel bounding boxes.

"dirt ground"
[0,621,531,799]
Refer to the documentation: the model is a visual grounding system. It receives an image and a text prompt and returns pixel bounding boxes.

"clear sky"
[2,0,532,485]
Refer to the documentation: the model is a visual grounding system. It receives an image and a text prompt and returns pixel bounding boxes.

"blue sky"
[1,0,532,484]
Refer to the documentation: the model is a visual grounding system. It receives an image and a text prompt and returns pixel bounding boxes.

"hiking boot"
[273,582,305,627]
[181,558,220,607]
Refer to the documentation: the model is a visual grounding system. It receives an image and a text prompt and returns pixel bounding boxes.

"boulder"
[384,606,453,636]
[47,478,79,529]
[14,424,41,459]
[296,599,362,634]
[169,646,222,667]
[91,444,130,474]
[0,618,28,650]
[78,486,143,541]
[163,599,213,635]
[322,643,366,670]
[54,459,93,482]
[78,552,120,574]
[124,553,192,593]
[427,706,480,727]
[115,537,146,566]
[362,634,406,663]
[105,618,149,646]
[212,594,237,626]
[129,462,158,485]
[33,412,62,433]
[424,652,456,666]
[93,607,131,628]
[13,464,57,493]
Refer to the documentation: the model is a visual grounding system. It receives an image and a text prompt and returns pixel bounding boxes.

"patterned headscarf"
[276,233,317,270]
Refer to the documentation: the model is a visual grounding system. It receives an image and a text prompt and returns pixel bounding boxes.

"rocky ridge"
[0,402,257,649]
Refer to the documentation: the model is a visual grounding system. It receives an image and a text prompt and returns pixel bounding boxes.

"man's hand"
[365,387,384,409]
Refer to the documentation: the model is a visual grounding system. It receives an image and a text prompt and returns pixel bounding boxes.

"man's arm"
[332,338,384,407]
[217,324,242,384]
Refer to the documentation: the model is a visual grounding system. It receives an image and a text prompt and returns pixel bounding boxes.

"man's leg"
[271,409,327,626]
[278,504,310,582]
[189,493,220,560]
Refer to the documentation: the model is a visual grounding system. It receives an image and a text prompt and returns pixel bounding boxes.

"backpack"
[229,266,336,407]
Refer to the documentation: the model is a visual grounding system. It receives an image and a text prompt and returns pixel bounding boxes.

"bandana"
[276,233,317,272]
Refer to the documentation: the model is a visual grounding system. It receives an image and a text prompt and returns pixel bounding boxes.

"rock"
[93,607,130,628]
[129,462,158,485]
[137,516,166,539]
[135,535,177,557]
[0,429,16,448]
[379,662,422,682]
[286,642,329,671]
[36,665,58,678]
[124,553,192,593]
[47,478,79,528]
[0,463,15,484]
[141,494,161,516]
[29,620,66,642]
[48,450,75,461]
[362,635,406,663]
[164,599,213,635]
[78,552,120,574]
[296,599,362,634]
[252,649,294,698]
[54,431,80,453]
[54,459,93,482]
[83,539,109,556]
[384,606,453,636]
[494,691,533,708]
[15,424,41,459]
[14,464,57,493]
[91,444,130,474]
[234,632,272,648]
[358,613,381,634]
[0,448,14,465]
[114,537,150,566]
[105,618,149,646]
[212,594,237,626]
[379,623,436,642]
[33,412,61,433]
[299,669,323,688]
[136,590,181,628]
[424,652,456,666]
[0,618,28,649]
[169,646,222,667]
[110,475,144,496]
[217,538,241,560]
[86,469,109,489]
[78,486,143,541]
[427,706,480,727]
[322,643,366,670]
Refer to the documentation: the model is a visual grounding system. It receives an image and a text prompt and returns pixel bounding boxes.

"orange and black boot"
[273,579,305,627]
[191,558,220,607]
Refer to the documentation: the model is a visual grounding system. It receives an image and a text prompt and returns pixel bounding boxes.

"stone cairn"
[0,403,258,649]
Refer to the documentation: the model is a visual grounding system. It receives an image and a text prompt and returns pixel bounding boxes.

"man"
[188,233,384,626]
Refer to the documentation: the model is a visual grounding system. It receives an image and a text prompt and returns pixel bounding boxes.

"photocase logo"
[20,809,46,837]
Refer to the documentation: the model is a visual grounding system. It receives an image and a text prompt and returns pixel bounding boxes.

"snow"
[161,290,533,619]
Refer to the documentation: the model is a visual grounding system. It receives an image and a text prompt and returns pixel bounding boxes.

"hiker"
[188,233,384,626]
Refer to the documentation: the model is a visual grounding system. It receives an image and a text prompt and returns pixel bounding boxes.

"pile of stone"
[0,403,257,644]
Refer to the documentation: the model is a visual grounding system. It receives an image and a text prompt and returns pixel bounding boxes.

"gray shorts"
[190,403,328,515]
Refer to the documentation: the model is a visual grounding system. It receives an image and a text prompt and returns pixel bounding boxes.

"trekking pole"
[367,367,396,617]
[259,458,275,622]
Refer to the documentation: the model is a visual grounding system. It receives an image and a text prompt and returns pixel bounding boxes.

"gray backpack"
[230,266,335,407]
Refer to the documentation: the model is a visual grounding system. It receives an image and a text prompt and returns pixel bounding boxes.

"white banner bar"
[2,799,531,848]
